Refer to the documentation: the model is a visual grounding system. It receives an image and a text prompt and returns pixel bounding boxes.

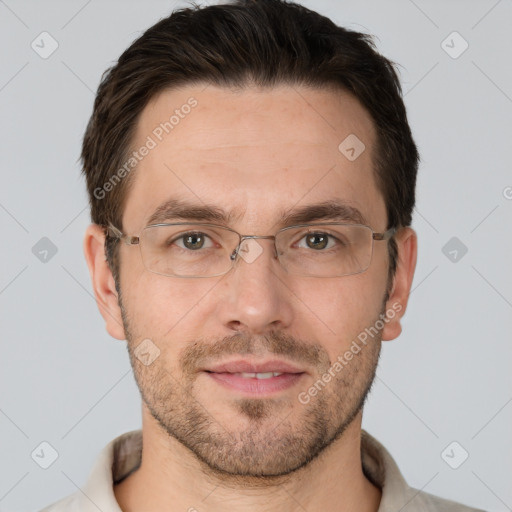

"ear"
[83,224,126,340]
[381,227,418,341]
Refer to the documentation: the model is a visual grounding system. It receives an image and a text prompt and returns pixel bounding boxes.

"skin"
[84,84,417,512]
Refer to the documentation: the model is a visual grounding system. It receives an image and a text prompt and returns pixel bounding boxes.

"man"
[41,1,484,511]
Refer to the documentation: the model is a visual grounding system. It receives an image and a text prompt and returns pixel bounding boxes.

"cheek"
[296,276,386,356]
[119,270,205,341]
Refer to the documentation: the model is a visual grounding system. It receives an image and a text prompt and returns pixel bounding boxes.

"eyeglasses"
[107,222,396,278]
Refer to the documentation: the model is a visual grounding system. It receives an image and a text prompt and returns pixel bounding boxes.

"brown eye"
[173,232,213,251]
[305,233,329,250]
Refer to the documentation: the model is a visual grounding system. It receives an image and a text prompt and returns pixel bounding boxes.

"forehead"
[122,84,385,232]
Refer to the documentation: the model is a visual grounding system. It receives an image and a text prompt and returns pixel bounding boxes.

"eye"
[297,232,338,251]
[173,232,215,251]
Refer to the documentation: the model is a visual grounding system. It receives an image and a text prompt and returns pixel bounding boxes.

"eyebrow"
[146,198,369,228]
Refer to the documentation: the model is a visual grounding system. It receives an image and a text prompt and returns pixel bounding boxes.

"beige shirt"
[40,429,485,512]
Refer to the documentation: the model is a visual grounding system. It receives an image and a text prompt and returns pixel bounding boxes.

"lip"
[204,371,305,395]
[202,359,305,374]
[201,359,306,396]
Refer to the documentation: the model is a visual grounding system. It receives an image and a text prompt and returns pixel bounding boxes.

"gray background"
[0,0,511,510]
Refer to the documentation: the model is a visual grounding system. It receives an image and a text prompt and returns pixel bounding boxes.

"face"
[103,84,404,478]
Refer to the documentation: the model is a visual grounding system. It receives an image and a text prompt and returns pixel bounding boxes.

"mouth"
[201,359,306,395]
[210,371,288,379]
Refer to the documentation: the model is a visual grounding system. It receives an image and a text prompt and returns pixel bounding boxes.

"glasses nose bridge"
[240,234,276,241]
[231,234,278,262]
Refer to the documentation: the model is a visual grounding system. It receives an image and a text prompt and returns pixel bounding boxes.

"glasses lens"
[140,224,239,277]
[276,224,373,277]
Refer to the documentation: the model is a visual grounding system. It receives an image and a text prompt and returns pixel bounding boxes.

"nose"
[217,237,294,334]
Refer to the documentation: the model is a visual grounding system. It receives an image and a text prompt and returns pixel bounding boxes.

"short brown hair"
[82,0,419,287]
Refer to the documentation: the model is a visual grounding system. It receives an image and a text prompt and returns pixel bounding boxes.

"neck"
[114,410,381,512]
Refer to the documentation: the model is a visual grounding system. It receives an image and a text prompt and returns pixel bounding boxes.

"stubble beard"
[119,294,386,484]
